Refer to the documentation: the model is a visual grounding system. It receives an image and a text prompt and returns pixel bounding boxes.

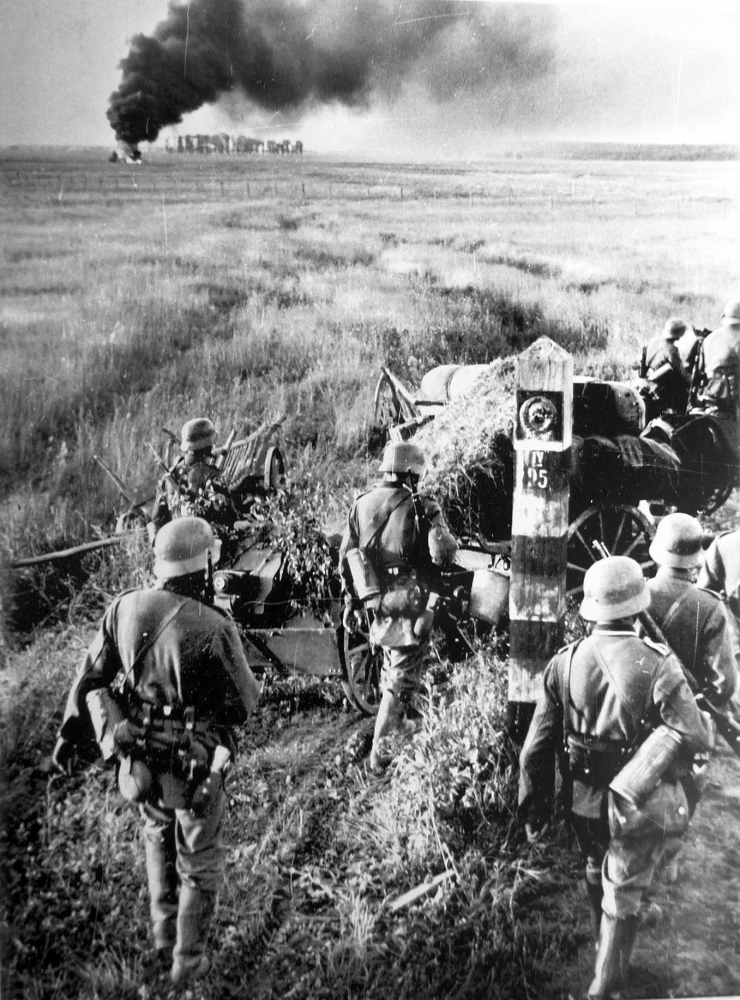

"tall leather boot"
[144,827,179,951]
[588,914,627,1000]
[171,883,216,987]
[586,881,604,946]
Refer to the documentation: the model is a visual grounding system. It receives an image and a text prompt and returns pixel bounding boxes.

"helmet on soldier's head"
[649,513,703,569]
[722,299,740,324]
[180,417,216,454]
[663,317,686,341]
[153,516,221,579]
[580,556,650,622]
[378,441,425,478]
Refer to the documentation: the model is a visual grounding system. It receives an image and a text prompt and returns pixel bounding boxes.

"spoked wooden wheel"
[341,610,383,716]
[262,445,285,492]
[373,369,407,430]
[566,503,655,601]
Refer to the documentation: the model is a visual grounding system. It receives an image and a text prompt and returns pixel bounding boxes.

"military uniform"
[520,626,712,924]
[54,582,260,981]
[699,323,740,417]
[644,336,689,413]
[698,527,740,621]
[339,482,449,699]
[644,572,736,710]
[151,457,238,536]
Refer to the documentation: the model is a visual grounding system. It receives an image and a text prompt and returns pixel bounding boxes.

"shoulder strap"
[656,590,702,684]
[358,491,412,552]
[590,635,652,727]
[118,597,190,693]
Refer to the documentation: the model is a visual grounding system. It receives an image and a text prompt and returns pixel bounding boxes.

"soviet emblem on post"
[517,393,561,442]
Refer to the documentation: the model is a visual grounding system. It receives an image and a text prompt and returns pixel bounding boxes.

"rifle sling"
[358,492,412,554]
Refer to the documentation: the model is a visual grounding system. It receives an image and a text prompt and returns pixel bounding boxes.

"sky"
[1,0,738,157]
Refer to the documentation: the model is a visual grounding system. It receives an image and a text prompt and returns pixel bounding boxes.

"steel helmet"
[722,299,740,323]
[580,556,650,622]
[663,317,686,341]
[378,441,425,477]
[648,513,703,569]
[180,417,215,453]
[153,516,221,579]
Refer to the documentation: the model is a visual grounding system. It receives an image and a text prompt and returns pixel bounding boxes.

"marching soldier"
[641,513,738,882]
[699,299,740,419]
[698,524,740,625]
[519,556,713,1000]
[53,517,260,987]
[339,441,457,773]
[645,513,736,711]
[150,418,238,538]
[643,317,690,414]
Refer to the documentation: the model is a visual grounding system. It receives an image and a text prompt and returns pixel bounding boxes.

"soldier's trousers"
[572,812,678,921]
[380,644,426,703]
[140,785,226,963]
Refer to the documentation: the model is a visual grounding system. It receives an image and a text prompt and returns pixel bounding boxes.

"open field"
[2,147,738,559]
[2,148,740,999]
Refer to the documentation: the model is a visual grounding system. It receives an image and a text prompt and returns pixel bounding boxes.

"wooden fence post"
[508,336,573,742]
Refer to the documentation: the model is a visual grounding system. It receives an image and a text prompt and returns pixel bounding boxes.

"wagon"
[372,362,739,602]
[101,419,287,531]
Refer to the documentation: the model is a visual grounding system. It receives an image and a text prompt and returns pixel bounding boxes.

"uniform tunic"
[519,627,713,917]
[644,573,736,710]
[699,528,740,621]
[700,322,740,415]
[151,458,237,534]
[339,482,450,696]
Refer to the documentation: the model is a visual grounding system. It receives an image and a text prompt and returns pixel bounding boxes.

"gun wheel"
[567,503,655,602]
[341,610,383,716]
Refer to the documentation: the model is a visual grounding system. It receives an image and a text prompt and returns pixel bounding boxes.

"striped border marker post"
[507,337,573,743]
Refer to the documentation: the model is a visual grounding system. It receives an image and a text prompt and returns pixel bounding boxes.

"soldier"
[643,317,690,414]
[698,525,740,623]
[52,517,261,988]
[339,441,457,773]
[699,299,740,418]
[645,513,736,710]
[519,556,713,1000]
[150,418,238,538]
[641,513,737,881]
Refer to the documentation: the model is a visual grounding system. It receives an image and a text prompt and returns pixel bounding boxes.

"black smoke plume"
[108,0,556,147]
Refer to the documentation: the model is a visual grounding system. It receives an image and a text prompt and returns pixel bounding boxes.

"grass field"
[2,147,740,999]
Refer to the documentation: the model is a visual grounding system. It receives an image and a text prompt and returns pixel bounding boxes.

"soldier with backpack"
[339,441,457,772]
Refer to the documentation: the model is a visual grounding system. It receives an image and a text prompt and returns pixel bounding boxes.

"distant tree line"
[506,142,739,162]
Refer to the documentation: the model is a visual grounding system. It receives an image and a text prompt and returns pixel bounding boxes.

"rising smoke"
[107,0,557,149]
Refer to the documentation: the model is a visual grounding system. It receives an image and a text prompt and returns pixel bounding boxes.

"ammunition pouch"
[127,703,219,807]
[566,734,632,788]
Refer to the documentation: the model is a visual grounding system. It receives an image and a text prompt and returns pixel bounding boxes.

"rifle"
[147,443,184,497]
[687,340,706,413]
[639,346,648,380]
[591,539,740,758]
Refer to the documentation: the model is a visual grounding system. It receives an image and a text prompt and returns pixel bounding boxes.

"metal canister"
[609,725,684,806]
[344,548,380,602]
[468,568,510,624]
